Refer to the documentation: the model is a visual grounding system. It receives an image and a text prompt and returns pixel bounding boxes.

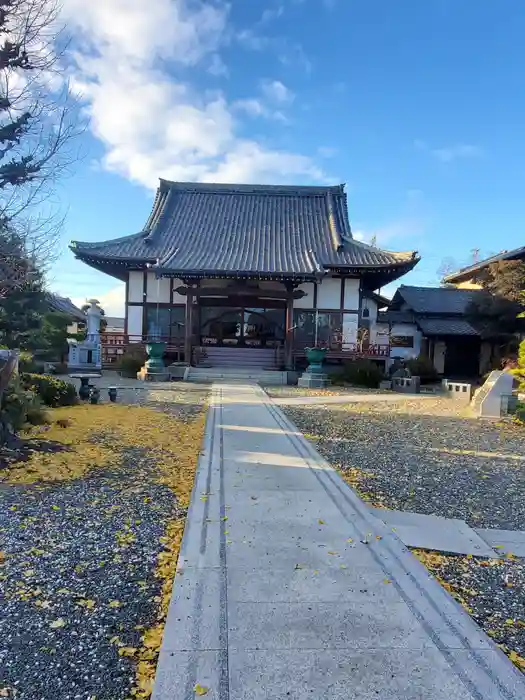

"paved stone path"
[152,384,525,700]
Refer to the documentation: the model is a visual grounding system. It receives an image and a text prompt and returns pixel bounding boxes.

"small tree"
[40,310,69,361]
[467,260,525,339]
[0,263,46,349]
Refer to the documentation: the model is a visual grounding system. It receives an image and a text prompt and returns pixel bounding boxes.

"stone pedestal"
[298,372,330,389]
[137,341,168,382]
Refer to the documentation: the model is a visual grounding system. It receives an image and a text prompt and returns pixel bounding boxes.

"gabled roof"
[391,285,483,315]
[377,309,416,324]
[443,245,525,284]
[70,180,419,285]
[46,293,86,321]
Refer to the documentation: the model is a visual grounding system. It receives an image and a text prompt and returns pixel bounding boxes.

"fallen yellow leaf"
[193,683,209,696]
[49,618,66,629]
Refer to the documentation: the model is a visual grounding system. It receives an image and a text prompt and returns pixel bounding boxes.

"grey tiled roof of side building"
[46,293,86,321]
[393,285,484,315]
[416,317,479,336]
[70,181,418,278]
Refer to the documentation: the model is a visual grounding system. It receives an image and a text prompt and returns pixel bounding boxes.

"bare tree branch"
[0,0,84,291]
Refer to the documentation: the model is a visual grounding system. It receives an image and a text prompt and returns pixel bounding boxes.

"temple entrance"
[199,305,285,348]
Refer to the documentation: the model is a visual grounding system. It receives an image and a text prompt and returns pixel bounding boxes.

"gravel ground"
[283,397,525,674]
[264,385,385,398]
[283,398,525,530]
[414,550,525,672]
[0,386,208,700]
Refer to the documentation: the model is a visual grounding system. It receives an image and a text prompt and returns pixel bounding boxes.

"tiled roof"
[416,318,479,337]
[393,285,483,315]
[377,309,417,324]
[105,316,125,330]
[46,293,86,321]
[71,181,419,281]
[444,245,525,284]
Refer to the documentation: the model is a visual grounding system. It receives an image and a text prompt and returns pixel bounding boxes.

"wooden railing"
[100,334,183,366]
[99,333,390,367]
[293,335,390,357]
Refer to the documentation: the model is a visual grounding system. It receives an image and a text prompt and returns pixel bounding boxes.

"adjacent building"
[46,293,86,335]
[378,285,494,377]
[444,245,525,288]
[70,180,419,369]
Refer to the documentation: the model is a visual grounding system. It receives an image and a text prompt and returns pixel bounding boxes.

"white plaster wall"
[146,273,170,303]
[389,322,421,360]
[343,278,360,310]
[127,305,143,340]
[172,278,185,304]
[317,277,341,309]
[128,271,144,302]
[342,313,358,348]
[294,282,315,309]
[361,297,378,323]
[373,322,390,346]
[433,340,446,374]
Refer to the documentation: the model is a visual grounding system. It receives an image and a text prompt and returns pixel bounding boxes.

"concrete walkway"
[152,384,525,700]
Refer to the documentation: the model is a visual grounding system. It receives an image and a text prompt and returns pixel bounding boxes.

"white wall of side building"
[389,322,421,360]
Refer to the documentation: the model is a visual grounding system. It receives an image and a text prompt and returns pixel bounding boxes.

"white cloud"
[261,79,294,103]
[415,139,483,163]
[233,98,288,124]
[61,0,325,189]
[208,53,229,77]
[352,220,423,247]
[72,284,125,318]
[260,6,285,23]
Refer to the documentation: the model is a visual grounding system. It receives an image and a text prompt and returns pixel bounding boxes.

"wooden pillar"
[184,287,193,365]
[285,287,294,371]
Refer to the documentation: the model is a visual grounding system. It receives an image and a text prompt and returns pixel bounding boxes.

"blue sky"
[52,0,525,315]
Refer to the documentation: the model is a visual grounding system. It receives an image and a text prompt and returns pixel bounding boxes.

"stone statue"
[67,299,102,371]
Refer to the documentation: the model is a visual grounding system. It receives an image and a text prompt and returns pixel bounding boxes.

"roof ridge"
[158,179,345,196]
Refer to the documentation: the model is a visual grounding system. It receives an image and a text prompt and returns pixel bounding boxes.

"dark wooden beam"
[174,285,306,301]
[184,288,194,365]
[284,284,295,371]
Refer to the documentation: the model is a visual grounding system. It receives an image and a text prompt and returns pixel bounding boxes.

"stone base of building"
[298,372,330,389]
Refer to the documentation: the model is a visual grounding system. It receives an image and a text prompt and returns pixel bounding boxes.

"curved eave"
[153,266,321,283]
[326,255,420,282]
[70,248,155,281]
[325,259,420,272]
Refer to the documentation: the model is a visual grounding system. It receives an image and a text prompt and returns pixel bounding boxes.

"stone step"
[186,367,287,384]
